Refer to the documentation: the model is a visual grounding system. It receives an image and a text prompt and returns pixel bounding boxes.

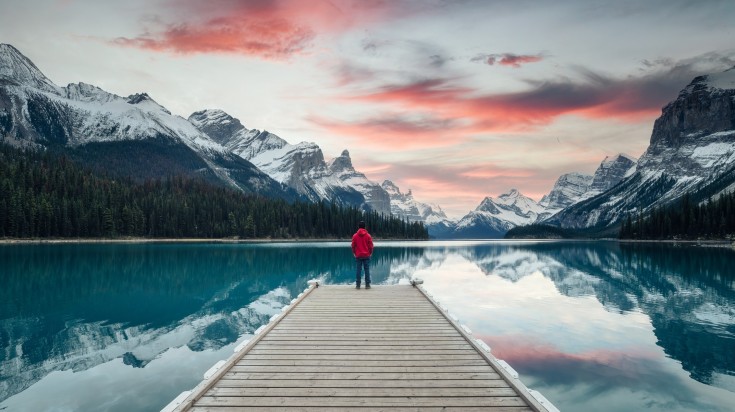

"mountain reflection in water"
[1,241,733,412]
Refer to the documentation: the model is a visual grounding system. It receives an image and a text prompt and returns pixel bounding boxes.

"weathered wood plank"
[235,359,490,367]
[259,336,467,342]
[195,396,529,407]
[229,365,497,373]
[190,407,533,412]
[177,285,540,412]
[214,379,511,388]
[221,372,504,380]
[242,352,481,359]
[246,350,479,356]
[207,387,519,397]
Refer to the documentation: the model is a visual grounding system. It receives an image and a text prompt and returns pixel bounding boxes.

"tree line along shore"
[0,143,429,240]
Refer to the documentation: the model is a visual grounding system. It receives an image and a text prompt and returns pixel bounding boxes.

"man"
[351,220,374,289]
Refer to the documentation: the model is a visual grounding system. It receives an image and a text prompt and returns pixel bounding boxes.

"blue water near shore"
[1,240,734,411]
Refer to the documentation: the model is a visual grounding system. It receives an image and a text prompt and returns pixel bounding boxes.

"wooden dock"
[168,284,555,412]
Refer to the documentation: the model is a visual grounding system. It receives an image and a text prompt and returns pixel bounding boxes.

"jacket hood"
[356,228,368,236]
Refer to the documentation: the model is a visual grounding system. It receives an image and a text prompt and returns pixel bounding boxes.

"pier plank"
[172,285,547,412]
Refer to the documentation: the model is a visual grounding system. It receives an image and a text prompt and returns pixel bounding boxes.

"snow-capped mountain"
[539,172,594,211]
[381,180,454,237]
[189,109,390,214]
[382,180,450,225]
[537,154,637,221]
[549,67,735,229]
[0,44,292,199]
[587,153,637,196]
[451,189,545,238]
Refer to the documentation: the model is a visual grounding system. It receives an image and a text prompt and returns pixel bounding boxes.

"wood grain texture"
[180,285,540,411]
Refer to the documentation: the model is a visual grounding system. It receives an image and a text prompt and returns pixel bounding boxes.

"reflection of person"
[351,221,374,289]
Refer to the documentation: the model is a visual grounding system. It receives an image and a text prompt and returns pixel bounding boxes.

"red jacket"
[351,228,374,258]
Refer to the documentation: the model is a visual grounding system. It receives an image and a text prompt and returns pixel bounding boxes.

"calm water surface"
[1,241,734,411]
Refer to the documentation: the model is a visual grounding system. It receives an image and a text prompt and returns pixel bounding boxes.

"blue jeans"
[355,257,371,286]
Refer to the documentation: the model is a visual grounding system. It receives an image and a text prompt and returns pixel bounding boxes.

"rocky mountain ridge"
[548,67,735,229]
[189,109,390,214]
[0,44,293,199]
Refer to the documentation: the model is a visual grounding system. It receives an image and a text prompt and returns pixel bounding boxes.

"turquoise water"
[1,241,734,411]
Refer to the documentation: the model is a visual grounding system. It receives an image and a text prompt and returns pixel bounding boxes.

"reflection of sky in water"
[1,241,734,412]
[415,247,735,412]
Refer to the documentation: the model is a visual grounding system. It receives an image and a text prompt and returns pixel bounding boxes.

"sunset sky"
[2,0,734,218]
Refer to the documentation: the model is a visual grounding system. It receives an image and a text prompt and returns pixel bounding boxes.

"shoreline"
[0,237,429,245]
[1,237,732,246]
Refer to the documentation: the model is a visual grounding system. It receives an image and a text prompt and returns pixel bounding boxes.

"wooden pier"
[168,284,555,411]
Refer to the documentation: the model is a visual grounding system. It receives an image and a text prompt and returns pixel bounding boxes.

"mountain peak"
[126,93,151,104]
[189,109,247,146]
[500,188,520,198]
[0,44,60,94]
[381,180,400,194]
[329,149,354,172]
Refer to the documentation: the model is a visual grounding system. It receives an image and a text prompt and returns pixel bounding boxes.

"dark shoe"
[365,284,371,289]
[356,285,360,289]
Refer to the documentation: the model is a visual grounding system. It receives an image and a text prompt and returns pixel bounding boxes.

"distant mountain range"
[445,67,735,238]
[3,42,735,239]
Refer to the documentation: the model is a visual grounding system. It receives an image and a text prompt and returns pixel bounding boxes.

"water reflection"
[1,241,734,412]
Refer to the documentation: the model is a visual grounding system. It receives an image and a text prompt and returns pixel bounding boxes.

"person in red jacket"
[351,220,374,289]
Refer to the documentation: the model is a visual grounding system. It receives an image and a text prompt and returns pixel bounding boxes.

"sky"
[1,0,735,218]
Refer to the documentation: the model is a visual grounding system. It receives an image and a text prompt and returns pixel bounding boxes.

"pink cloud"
[112,0,414,59]
[334,74,664,138]
[310,113,470,150]
[474,53,545,68]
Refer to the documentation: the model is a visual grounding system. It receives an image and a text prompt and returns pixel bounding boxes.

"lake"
[1,240,734,411]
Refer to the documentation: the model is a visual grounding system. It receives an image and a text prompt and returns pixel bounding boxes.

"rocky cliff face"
[540,172,594,210]
[189,109,391,214]
[587,154,637,195]
[549,68,735,229]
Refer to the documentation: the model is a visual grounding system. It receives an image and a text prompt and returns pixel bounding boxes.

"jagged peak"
[126,92,151,104]
[499,188,520,198]
[382,180,400,192]
[329,149,354,172]
[125,92,171,114]
[189,109,245,129]
[678,66,735,99]
[0,43,60,94]
[63,82,118,103]
[603,153,637,164]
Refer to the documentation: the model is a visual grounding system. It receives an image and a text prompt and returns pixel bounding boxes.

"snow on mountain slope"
[190,109,390,213]
[451,189,544,238]
[549,67,735,229]
[381,180,454,237]
[586,153,637,196]
[0,44,61,94]
[381,180,450,224]
[540,172,594,210]
[0,44,291,198]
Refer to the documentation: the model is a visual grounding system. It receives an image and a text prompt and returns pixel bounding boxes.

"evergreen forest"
[619,191,735,240]
[0,143,429,239]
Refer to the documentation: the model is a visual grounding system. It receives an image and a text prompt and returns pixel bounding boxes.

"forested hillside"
[619,192,735,240]
[0,144,428,239]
